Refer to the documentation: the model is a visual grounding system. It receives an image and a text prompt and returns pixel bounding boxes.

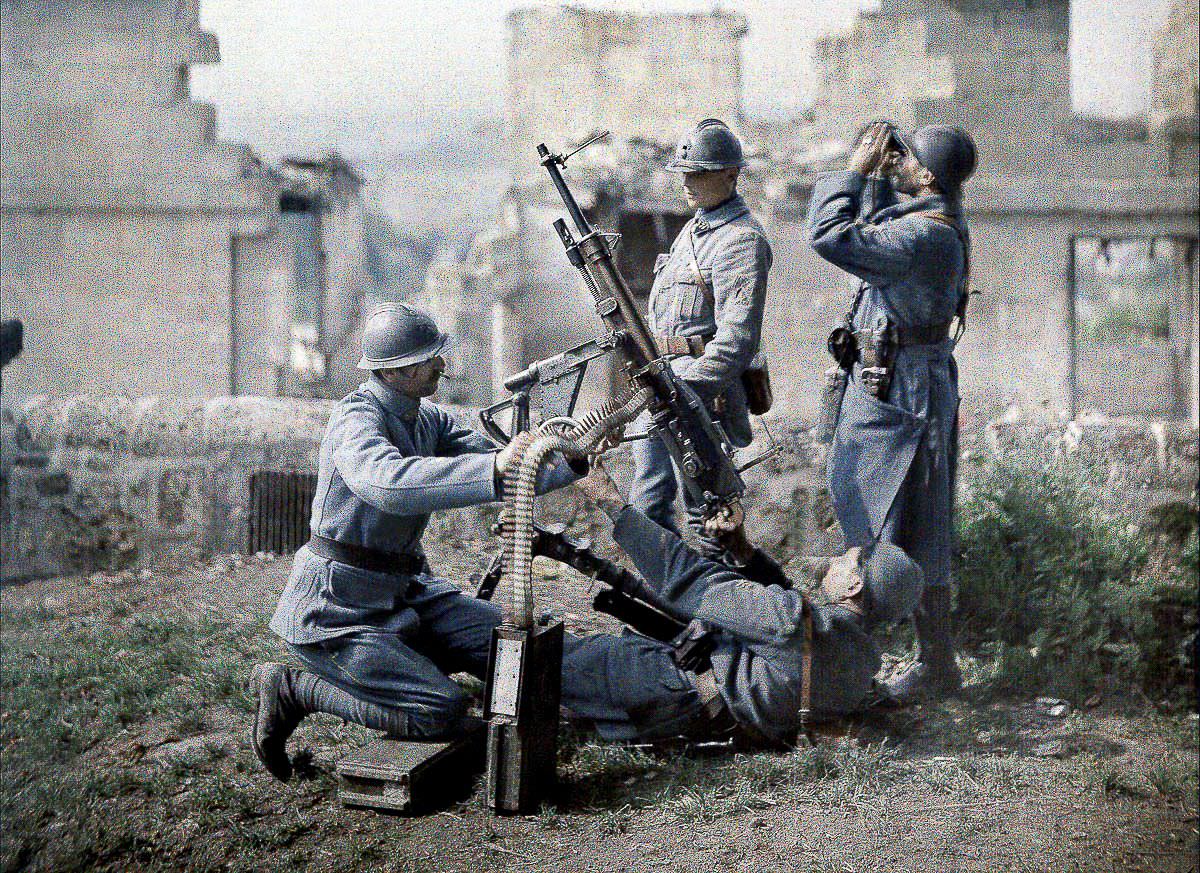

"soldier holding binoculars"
[808,121,978,703]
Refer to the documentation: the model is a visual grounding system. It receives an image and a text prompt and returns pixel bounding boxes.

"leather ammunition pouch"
[742,354,773,416]
[654,334,709,358]
[654,332,772,416]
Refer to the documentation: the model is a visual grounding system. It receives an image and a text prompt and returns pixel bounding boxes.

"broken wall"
[505,6,746,168]
[0,0,284,400]
[2,395,1194,583]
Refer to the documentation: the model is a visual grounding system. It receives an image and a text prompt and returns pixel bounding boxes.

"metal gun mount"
[479,335,618,445]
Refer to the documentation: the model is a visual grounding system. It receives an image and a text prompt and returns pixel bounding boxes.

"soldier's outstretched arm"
[331,399,499,516]
[433,404,583,493]
[807,171,920,285]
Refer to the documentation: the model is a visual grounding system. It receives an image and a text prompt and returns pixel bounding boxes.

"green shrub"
[954,454,1196,700]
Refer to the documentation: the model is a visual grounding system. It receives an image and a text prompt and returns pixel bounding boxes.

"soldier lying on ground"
[560,462,925,746]
[249,303,582,783]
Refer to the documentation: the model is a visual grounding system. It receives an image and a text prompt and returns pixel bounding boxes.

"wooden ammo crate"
[337,734,485,814]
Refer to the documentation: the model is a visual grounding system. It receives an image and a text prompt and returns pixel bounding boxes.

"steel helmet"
[860,541,925,627]
[896,125,977,198]
[357,303,449,370]
[665,118,746,172]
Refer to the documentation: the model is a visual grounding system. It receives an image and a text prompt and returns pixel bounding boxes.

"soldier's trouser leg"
[403,576,504,677]
[882,434,961,703]
[628,422,681,535]
[287,629,477,739]
[250,662,409,783]
[559,632,706,742]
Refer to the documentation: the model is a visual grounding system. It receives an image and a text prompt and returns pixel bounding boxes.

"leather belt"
[307,534,425,576]
[854,322,951,349]
[655,334,711,358]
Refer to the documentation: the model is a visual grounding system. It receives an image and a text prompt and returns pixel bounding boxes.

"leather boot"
[249,662,412,783]
[250,663,307,783]
[884,586,962,704]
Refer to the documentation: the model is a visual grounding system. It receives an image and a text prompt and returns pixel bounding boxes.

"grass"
[0,591,282,873]
[0,544,1196,871]
[954,452,1197,703]
[555,735,906,823]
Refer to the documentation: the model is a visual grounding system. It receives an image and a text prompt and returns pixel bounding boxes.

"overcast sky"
[191,0,1174,162]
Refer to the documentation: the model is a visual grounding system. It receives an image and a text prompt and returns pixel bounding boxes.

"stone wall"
[2,396,1195,584]
[0,0,285,401]
[0,396,330,582]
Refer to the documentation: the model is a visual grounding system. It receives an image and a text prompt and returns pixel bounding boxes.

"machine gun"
[479,134,752,815]
[536,134,746,516]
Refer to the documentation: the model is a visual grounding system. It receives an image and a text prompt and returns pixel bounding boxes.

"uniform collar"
[365,374,422,421]
[874,191,958,223]
[693,193,749,234]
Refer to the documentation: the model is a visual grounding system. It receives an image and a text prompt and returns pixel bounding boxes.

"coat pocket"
[674,279,706,322]
[326,562,402,610]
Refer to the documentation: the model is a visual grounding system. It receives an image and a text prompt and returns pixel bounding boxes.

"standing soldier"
[249,303,580,782]
[808,123,977,703]
[630,118,773,556]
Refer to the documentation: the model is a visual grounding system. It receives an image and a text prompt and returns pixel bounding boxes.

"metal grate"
[248,471,318,555]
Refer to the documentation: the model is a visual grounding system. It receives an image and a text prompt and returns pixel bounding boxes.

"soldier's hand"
[574,460,627,516]
[877,146,904,177]
[703,502,745,537]
[495,441,518,477]
[704,502,755,566]
[848,122,891,176]
[593,423,626,456]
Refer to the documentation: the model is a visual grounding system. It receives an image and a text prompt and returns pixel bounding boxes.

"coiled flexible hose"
[500,386,651,627]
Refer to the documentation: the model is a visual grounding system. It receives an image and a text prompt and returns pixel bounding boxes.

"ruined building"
[457,1,1199,425]
[0,0,379,403]
[274,153,373,398]
[0,0,287,399]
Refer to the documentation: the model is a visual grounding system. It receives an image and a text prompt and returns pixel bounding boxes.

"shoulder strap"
[687,225,715,308]
[912,211,972,341]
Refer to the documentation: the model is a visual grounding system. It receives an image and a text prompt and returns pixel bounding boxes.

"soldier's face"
[892,154,934,195]
[385,355,445,398]
[681,168,738,209]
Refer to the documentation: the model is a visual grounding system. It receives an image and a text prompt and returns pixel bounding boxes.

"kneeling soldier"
[561,465,924,745]
[250,303,579,782]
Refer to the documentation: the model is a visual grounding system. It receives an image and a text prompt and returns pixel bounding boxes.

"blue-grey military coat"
[649,193,772,447]
[270,375,575,645]
[610,506,881,741]
[807,171,967,588]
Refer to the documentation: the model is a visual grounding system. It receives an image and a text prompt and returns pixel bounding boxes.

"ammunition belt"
[307,534,426,576]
